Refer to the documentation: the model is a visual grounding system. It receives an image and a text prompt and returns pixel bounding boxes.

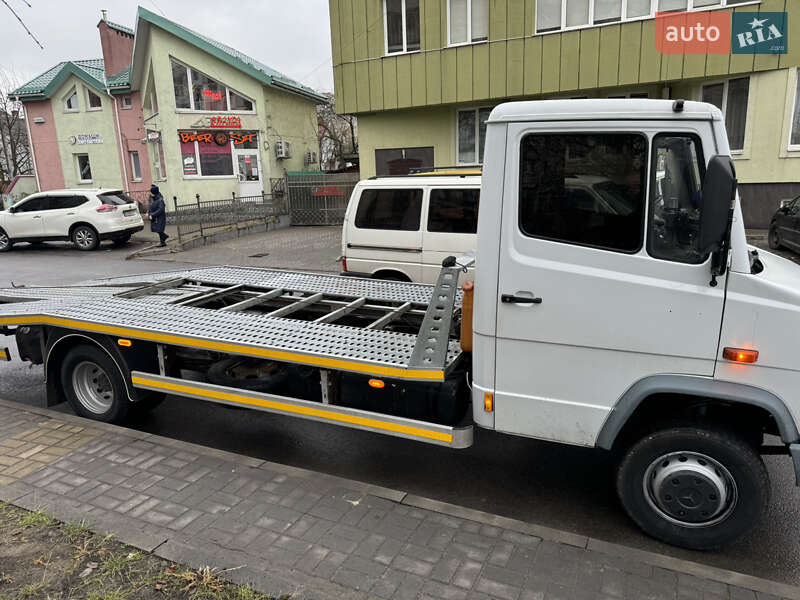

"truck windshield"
[647,134,706,264]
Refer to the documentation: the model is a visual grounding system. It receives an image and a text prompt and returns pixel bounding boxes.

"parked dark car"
[769,195,800,253]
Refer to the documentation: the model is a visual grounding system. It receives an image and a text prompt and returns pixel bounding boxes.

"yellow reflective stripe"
[132,375,453,443]
[0,315,444,381]
[0,348,7,361]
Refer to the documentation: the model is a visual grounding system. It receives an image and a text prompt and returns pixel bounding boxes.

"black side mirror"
[699,155,737,256]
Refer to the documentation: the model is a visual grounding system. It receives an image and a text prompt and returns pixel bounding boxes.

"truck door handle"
[32,215,42,219]
[501,294,542,305]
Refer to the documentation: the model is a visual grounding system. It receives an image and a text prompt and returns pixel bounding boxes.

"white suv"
[0,189,144,252]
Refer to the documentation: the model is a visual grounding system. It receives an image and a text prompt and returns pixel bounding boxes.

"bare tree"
[0,70,32,187]
[317,92,357,171]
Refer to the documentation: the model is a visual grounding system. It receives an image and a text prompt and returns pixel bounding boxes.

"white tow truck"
[2,99,800,550]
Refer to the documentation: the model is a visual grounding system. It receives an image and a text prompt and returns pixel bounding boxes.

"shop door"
[235,151,263,198]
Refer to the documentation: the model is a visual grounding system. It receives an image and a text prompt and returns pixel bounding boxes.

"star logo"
[748,16,768,29]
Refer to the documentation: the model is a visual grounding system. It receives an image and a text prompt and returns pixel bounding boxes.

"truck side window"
[647,134,706,264]
[427,189,480,234]
[519,133,647,252]
[355,188,423,231]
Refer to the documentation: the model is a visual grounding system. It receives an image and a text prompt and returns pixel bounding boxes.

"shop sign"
[311,186,344,197]
[203,89,223,101]
[69,133,103,145]
[180,131,257,146]
[190,116,243,128]
[146,130,161,141]
[183,155,197,175]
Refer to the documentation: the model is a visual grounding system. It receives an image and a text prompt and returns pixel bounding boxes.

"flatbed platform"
[0,266,464,381]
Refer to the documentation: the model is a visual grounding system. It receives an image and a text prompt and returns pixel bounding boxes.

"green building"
[12,7,325,207]
[329,0,800,226]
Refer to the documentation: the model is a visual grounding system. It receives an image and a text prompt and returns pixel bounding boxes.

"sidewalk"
[0,398,797,600]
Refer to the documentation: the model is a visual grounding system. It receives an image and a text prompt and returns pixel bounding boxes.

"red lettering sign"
[179,132,213,144]
[230,132,257,146]
[656,11,731,54]
[203,89,223,101]
[311,186,344,197]
[209,116,242,128]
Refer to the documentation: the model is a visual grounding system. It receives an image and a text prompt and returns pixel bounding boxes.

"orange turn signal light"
[117,339,132,347]
[723,347,758,364]
[484,392,494,412]
[368,379,385,389]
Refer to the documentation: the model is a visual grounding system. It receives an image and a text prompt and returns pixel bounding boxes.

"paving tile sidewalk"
[0,399,797,600]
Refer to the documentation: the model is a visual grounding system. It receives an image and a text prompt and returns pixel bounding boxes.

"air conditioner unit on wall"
[275,140,292,159]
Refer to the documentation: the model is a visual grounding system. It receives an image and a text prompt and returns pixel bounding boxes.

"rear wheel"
[616,426,769,550]
[61,345,129,423]
[0,229,12,252]
[72,225,99,251]
[768,226,781,250]
[112,234,132,247]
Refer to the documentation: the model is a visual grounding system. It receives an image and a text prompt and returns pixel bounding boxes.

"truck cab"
[472,99,800,549]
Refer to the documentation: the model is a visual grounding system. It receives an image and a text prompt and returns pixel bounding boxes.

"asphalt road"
[1,237,799,585]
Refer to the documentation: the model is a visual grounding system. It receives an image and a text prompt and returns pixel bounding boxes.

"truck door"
[494,123,726,446]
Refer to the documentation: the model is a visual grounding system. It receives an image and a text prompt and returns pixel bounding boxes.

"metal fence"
[286,172,360,225]
[170,192,286,243]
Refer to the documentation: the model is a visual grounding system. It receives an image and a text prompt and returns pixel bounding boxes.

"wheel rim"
[71,361,114,414]
[643,451,738,528]
[75,228,95,249]
[0,231,8,249]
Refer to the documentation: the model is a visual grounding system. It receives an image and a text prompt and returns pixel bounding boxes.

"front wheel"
[616,427,769,550]
[768,226,781,250]
[72,225,99,251]
[61,345,130,423]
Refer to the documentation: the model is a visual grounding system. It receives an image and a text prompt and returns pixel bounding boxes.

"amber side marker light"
[368,379,385,389]
[723,347,758,364]
[117,339,132,347]
[484,392,494,412]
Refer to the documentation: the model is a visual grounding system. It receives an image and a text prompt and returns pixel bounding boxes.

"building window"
[519,133,647,253]
[178,131,255,177]
[122,95,133,109]
[375,147,433,176]
[384,0,420,54]
[355,188,423,230]
[428,188,480,233]
[790,71,800,151]
[150,136,166,180]
[87,89,102,110]
[702,77,750,152]
[457,107,492,164]
[449,0,489,45]
[76,154,92,182]
[535,0,752,33]
[129,151,142,181]
[171,59,255,112]
[64,89,79,112]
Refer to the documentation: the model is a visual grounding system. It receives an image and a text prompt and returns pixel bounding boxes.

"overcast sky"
[3,0,335,93]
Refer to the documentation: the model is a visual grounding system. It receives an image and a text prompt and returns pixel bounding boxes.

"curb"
[1,397,799,599]
[126,216,290,260]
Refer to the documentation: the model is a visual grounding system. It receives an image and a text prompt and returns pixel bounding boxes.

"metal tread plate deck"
[79,266,463,307]
[0,286,194,303]
[0,296,462,381]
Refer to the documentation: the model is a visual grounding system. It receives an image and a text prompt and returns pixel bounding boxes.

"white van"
[341,172,480,283]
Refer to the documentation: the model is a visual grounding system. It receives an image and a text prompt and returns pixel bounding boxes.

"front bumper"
[99,225,143,241]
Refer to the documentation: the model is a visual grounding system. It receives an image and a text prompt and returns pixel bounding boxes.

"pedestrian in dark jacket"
[147,185,169,247]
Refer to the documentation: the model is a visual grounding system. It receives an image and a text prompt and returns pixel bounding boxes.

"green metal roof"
[136,7,326,103]
[10,59,114,100]
[106,66,131,88]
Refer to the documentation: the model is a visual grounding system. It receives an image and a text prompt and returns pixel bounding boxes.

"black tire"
[373,272,410,282]
[616,427,769,550]
[71,225,100,251]
[60,344,130,423]
[0,228,13,253]
[768,226,781,250]
[112,235,132,247]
